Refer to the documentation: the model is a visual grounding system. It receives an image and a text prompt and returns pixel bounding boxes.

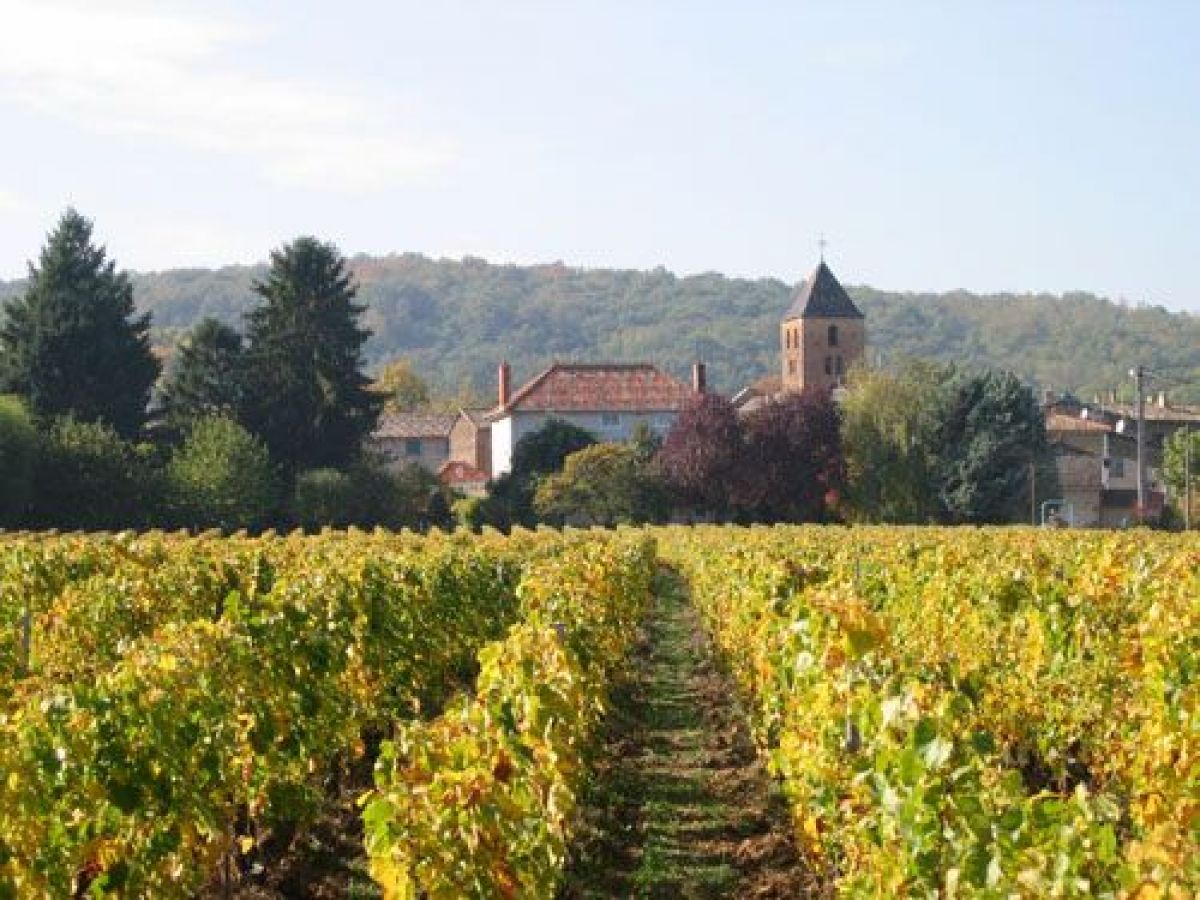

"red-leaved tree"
[735,388,844,523]
[658,392,742,516]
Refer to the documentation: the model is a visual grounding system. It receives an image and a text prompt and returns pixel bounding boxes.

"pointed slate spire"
[783,261,863,320]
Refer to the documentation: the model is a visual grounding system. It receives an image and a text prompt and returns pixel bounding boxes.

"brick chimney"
[498,360,511,407]
[692,361,707,394]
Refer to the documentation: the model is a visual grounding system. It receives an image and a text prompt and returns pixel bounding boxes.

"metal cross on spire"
[818,233,827,262]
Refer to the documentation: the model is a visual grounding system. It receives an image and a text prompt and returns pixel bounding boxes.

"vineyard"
[0,526,1196,898]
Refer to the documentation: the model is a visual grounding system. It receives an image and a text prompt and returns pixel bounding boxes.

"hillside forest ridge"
[2,252,1198,405]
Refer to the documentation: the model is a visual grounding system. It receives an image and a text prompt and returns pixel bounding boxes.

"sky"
[0,0,1197,311]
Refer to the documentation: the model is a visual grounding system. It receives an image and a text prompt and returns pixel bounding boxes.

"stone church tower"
[780,260,865,392]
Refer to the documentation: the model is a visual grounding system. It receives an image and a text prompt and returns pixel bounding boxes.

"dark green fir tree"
[159,318,247,431]
[0,209,160,437]
[243,237,380,471]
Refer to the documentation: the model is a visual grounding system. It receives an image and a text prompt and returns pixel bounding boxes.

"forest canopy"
[2,252,1196,404]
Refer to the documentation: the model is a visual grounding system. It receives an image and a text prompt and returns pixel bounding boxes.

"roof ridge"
[783,260,864,320]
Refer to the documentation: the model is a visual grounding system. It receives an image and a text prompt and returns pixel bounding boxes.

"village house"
[438,460,490,497]
[367,412,457,474]
[448,407,492,478]
[1044,409,1156,526]
[486,361,702,477]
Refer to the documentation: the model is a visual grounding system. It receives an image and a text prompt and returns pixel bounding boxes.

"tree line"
[4,250,1194,405]
[0,209,450,532]
[1,209,1059,533]
[454,362,1054,530]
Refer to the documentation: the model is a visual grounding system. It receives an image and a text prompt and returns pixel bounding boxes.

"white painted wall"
[490,409,679,477]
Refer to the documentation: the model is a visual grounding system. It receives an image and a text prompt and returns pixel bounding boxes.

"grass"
[560,568,812,899]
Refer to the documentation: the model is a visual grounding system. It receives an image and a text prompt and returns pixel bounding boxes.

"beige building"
[368,413,457,473]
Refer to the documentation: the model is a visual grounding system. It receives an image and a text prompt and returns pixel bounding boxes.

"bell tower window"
[828,324,839,347]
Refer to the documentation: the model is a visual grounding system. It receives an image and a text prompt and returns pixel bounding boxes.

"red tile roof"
[438,460,488,485]
[492,363,696,416]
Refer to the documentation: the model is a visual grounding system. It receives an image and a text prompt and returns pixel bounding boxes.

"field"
[0,526,1196,898]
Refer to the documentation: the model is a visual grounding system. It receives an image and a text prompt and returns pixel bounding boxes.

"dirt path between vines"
[559,569,816,899]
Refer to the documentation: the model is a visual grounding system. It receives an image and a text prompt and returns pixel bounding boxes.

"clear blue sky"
[1,1,1197,311]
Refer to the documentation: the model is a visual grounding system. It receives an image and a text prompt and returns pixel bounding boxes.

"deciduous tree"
[658,393,742,515]
[0,395,36,525]
[373,358,431,412]
[534,442,669,525]
[737,388,844,523]
[166,416,277,530]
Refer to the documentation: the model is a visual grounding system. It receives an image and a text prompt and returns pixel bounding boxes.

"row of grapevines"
[0,532,537,897]
[361,532,656,899]
[660,525,1199,898]
[0,527,551,703]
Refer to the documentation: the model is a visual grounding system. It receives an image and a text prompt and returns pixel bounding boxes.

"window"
[835,355,845,375]
[828,324,839,347]
[1111,457,1125,478]
[405,439,422,457]
[785,330,792,349]
[787,359,796,376]
[824,356,832,375]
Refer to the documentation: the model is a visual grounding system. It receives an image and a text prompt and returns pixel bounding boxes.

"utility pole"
[1132,365,1146,520]
[1187,423,1192,531]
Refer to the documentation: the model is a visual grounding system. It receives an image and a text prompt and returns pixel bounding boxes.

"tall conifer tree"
[0,209,159,437]
[159,318,247,431]
[243,237,380,471]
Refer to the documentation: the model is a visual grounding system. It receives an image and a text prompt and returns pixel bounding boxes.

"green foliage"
[1162,427,1199,522]
[158,318,247,432]
[534,442,669,525]
[29,417,160,529]
[0,209,159,437]
[841,360,953,523]
[511,418,599,477]
[243,237,381,472]
[0,395,36,525]
[372,357,431,412]
[291,457,451,530]
[934,369,1052,524]
[291,468,358,529]
[843,362,1055,524]
[480,419,598,528]
[453,495,487,530]
[166,416,277,530]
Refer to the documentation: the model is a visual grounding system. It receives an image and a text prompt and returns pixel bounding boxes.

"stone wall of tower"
[781,316,864,392]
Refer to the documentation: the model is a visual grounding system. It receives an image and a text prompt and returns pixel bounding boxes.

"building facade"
[780,261,865,392]
[487,361,698,477]
[368,413,457,474]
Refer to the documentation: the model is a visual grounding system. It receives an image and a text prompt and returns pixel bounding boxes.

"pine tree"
[159,318,247,430]
[0,209,160,437]
[243,237,380,471]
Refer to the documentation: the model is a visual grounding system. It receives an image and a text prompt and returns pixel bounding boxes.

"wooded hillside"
[3,253,1197,403]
